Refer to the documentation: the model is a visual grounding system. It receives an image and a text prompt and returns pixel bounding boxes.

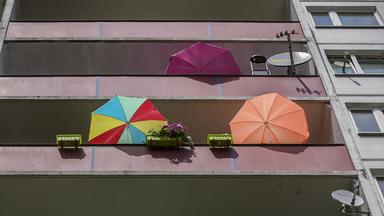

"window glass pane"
[329,57,354,74]
[377,177,384,195]
[357,58,384,74]
[339,12,379,26]
[351,110,381,132]
[311,12,333,26]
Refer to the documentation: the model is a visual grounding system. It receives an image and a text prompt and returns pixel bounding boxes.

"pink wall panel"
[94,147,230,172]
[102,22,208,39]
[234,146,353,171]
[0,147,91,172]
[0,146,353,173]
[0,77,96,96]
[7,22,100,38]
[220,77,326,97]
[98,76,219,97]
[98,76,325,97]
[211,22,304,40]
[0,76,325,97]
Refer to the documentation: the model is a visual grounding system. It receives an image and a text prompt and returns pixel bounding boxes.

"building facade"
[293,0,384,215]
[0,0,382,215]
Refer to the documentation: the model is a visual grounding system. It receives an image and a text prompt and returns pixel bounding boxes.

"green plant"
[149,122,189,144]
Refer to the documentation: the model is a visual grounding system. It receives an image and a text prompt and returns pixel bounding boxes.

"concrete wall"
[298,2,384,96]
[338,96,384,160]
[296,0,384,155]
[0,175,352,216]
[300,2,384,44]
[319,44,384,96]
[295,1,384,214]
[0,99,339,145]
[0,0,5,18]
[12,0,291,21]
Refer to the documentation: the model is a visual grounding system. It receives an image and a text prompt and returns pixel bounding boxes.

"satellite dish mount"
[342,52,353,74]
[276,30,299,75]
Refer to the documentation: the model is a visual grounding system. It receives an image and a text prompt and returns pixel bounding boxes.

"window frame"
[349,107,384,136]
[328,55,358,75]
[308,7,383,27]
[374,177,384,205]
[310,11,334,27]
[356,57,384,75]
[328,53,384,75]
[337,11,381,26]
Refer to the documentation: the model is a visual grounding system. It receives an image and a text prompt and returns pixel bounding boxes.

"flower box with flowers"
[146,122,189,148]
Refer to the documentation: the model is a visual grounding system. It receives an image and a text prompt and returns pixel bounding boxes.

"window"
[349,107,384,135]
[376,177,384,198]
[351,110,381,133]
[328,56,355,74]
[338,12,380,26]
[328,53,384,75]
[357,57,384,74]
[309,7,382,27]
[311,12,333,26]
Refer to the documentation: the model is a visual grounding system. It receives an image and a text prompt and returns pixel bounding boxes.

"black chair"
[250,55,270,75]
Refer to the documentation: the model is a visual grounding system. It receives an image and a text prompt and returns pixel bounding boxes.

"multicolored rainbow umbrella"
[88,96,167,144]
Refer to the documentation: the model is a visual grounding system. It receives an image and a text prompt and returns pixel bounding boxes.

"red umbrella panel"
[165,42,242,75]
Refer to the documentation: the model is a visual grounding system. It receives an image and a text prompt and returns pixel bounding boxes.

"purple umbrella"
[165,42,242,75]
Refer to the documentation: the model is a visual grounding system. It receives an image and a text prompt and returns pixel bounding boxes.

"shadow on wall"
[188,76,240,85]
[115,146,196,164]
[115,145,240,163]
[262,146,308,154]
[58,148,86,159]
[210,148,239,159]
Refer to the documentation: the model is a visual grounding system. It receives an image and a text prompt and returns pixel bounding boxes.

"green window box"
[56,134,82,149]
[207,134,232,148]
[146,135,180,148]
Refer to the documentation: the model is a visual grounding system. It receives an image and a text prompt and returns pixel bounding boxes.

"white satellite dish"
[267,52,312,67]
[332,189,364,207]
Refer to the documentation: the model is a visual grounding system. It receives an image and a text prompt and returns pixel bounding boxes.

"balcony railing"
[0,76,325,97]
[0,145,353,172]
[6,21,305,41]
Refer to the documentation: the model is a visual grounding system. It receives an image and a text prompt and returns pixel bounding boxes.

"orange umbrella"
[229,93,309,144]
